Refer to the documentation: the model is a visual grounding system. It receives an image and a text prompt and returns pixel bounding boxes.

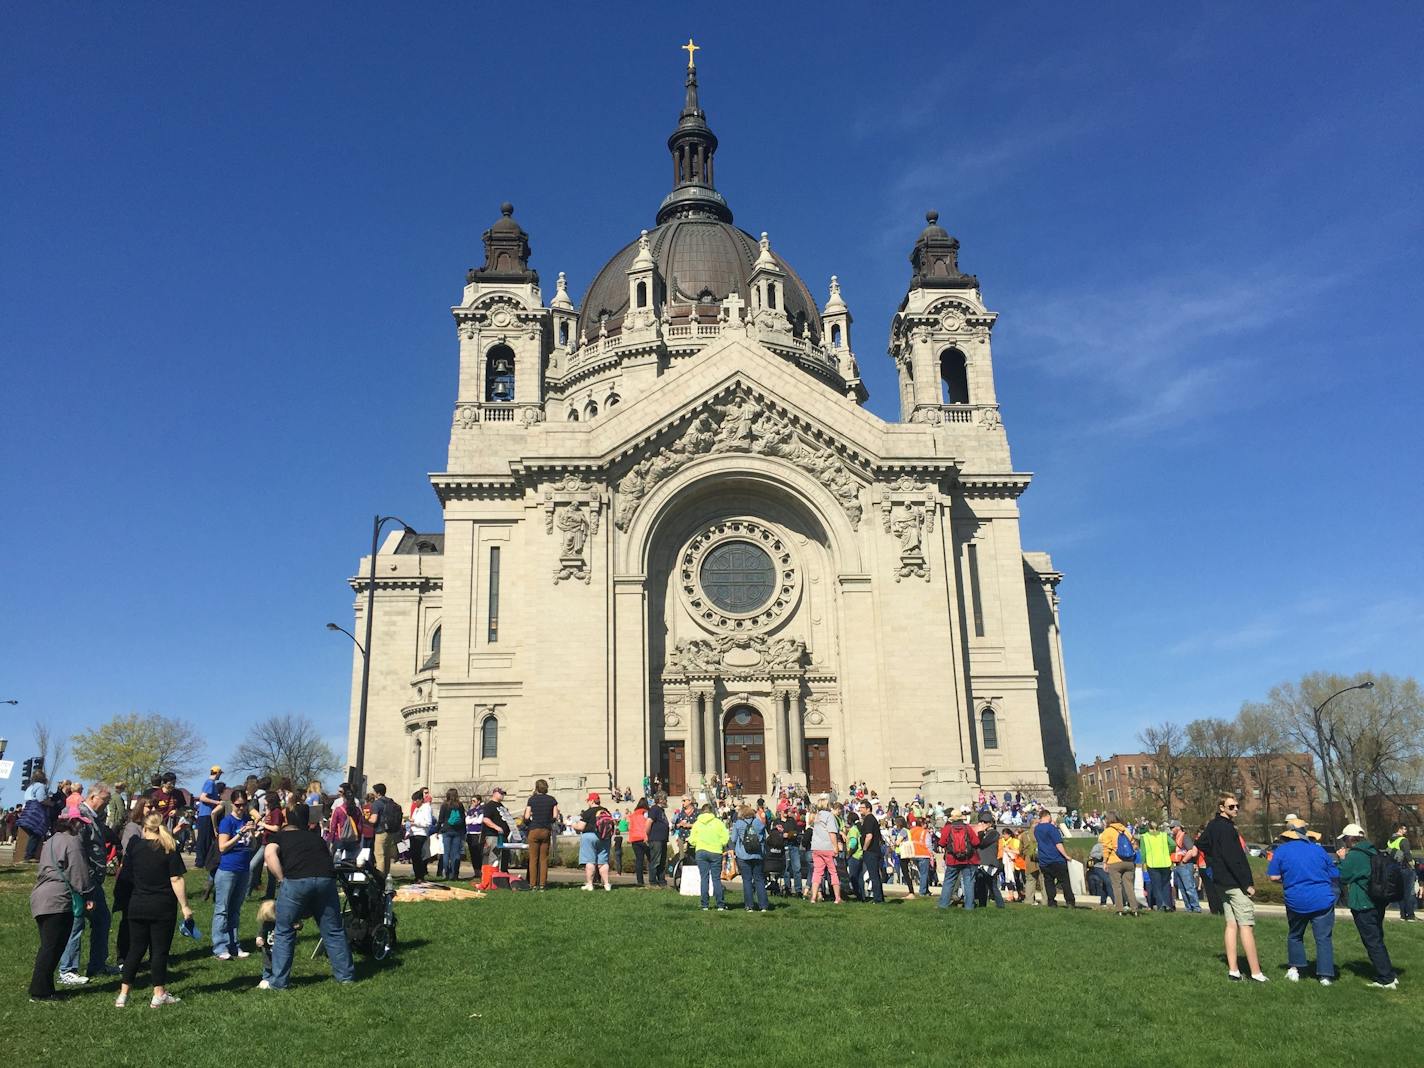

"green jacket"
[846,824,864,860]
[688,812,729,854]
[1140,830,1173,869]
[1338,841,1378,911]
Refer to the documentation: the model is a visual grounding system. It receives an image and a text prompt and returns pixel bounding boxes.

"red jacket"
[938,821,980,866]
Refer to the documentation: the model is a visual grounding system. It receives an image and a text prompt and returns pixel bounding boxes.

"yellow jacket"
[1100,823,1133,863]
[689,812,729,854]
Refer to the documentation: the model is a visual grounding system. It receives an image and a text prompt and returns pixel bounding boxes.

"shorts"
[579,832,610,866]
[1222,887,1255,926]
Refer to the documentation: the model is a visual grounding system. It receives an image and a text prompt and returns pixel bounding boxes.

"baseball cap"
[210,765,222,775]
[491,785,506,795]
[587,792,601,803]
[1340,823,1366,838]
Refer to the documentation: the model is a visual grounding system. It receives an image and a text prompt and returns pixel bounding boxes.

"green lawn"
[2,865,1419,1067]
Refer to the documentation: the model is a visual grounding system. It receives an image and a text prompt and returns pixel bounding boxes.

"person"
[937,809,980,909]
[1000,826,1022,902]
[809,796,843,904]
[857,800,886,904]
[1170,819,1203,913]
[436,789,467,880]
[250,778,285,897]
[1033,808,1076,909]
[1086,842,1113,906]
[193,765,222,870]
[326,783,362,866]
[628,799,651,886]
[906,817,933,899]
[1336,823,1399,988]
[58,783,116,983]
[369,783,401,880]
[782,810,805,898]
[114,813,193,1008]
[1098,813,1141,916]
[973,812,1004,908]
[477,787,511,888]
[1140,820,1174,911]
[1266,817,1337,985]
[407,789,434,882]
[843,810,865,901]
[113,797,150,960]
[262,802,355,989]
[689,803,729,910]
[107,781,130,833]
[646,796,671,887]
[211,786,255,960]
[523,780,561,891]
[29,814,95,1001]
[575,792,614,892]
[19,772,53,862]
[731,804,769,912]
[1386,823,1416,921]
[1197,795,1267,982]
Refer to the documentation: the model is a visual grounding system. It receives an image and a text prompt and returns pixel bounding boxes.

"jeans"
[25,830,45,861]
[740,856,769,910]
[1173,863,1201,911]
[695,850,724,908]
[1041,862,1076,908]
[211,866,251,956]
[1400,867,1417,920]
[442,831,465,878]
[1351,904,1396,983]
[846,855,865,901]
[939,864,977,909]
[60,885,110,975]
[649,840,667,885]
[269,876,355,988]
[861,849,885,903]
[632,840,650,884]
[784,845,804,893]
[1286,905,1335,979]
[1148,867,1173,909]
[913,857,930,896]
[248,844,269,895]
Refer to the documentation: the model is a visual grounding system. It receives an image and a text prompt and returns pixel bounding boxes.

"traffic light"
[21,758,34,789]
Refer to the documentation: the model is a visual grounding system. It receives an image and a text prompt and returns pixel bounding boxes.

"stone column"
[423,721,436,787]
[689,690,704,783]
[701,687,720,778]
[788,692,806,781]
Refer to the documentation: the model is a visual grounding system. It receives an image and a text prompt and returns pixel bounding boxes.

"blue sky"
[3,5,1420,793]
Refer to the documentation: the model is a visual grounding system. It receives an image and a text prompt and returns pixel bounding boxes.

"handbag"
[55,853,85,918]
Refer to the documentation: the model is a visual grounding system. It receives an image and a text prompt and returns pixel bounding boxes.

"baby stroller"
[333,859,398,961]
[763,826,789,896]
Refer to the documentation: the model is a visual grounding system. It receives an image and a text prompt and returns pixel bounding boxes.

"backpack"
[1115,831,1136,861]
[379,798,403,835]
[446,807,463,828]
[594,809,617,840]
[1367,848,1405,903]
[944,823,973,862]
[740,820,762,856]
[338,806,359,843]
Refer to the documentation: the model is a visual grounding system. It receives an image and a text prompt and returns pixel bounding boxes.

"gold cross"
[682,37,700,69]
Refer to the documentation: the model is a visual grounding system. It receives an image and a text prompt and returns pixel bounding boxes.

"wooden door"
[660,741,686,796]
[723,707,766,795]
[805,738,831,793]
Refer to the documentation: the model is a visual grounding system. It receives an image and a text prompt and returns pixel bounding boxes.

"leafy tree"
[1136,721,1189,820]
[70,712,203,788]
[233,714,341,788]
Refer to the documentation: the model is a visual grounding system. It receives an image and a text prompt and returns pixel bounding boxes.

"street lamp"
[325,622,366,656]
[349,515,417,792]
[1314,679,1373,826]
[1,700,17,705]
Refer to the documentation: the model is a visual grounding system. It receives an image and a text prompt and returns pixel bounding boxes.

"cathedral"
[342,50,1077,805]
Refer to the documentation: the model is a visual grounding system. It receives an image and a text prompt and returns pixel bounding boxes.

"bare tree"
[1184,717,1244,821]
[1237,704,1291,841]
[33,720,69,783]
[233,714,341,788]
[1137,721,1189,820]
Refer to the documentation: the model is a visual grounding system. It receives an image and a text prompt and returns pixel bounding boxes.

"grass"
[2,864,1419,1067]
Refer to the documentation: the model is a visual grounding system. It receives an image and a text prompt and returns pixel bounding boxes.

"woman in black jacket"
[645,799,670,887]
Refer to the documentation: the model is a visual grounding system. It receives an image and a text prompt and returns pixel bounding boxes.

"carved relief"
[454,404,479,429]
[614,389,863,531]
[978,406,1001,430]
[665,634,806,677]
[543,474,602,584]
[881,475,936,582]
[679,519,800,635]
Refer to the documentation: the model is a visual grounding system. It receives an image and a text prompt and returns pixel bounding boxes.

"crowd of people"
[14,762,1418,1003]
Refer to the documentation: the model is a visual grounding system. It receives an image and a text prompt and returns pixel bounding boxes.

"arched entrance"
[723,706,766,794]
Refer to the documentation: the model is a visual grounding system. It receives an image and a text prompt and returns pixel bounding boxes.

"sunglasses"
[1225,804,1239,810]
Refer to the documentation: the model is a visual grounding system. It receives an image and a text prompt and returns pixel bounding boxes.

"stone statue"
[558,504,590,558]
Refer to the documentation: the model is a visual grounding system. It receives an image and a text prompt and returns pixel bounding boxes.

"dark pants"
[1041,862,1076,908]
[846,855,865,900]
[649,840,667,886]
[1149,867,1173,909]
[1203,871,1225,914]
[1351,904,1396,983]
[975,866,1005,907]
[122,908,176,989]
[632,841,650,885]
[24,830,44,862]
[409,836,429,881]
[194,816,215,870]
[30,912,73,998]
[861,849,885,903]
[1400,867,1417,920]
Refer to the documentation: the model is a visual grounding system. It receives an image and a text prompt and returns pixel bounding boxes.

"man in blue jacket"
[1266,818,1338,985]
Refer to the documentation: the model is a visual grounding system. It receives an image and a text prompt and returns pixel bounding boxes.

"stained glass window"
[699,540,775,613]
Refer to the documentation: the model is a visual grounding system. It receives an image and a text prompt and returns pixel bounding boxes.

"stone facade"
[344,57,1076,806]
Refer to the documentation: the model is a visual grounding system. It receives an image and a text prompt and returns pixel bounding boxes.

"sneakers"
[1286,967,1300,982]
[580,884,593,892]
[1250,973,1270,983]
[58,972,89,986]
[213,952,231,961]
[257,979,271,990]
[700,906,709,911]
[603,885,612,892]
[235,950,251,959]
[150,992,181,1008]
[1319,977,1333,986]
[1227,972,1243,982]
[1370,979,1399,989]
[114,993,128,1008]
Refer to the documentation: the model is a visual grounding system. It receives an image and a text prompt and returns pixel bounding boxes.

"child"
[256,899,276,989]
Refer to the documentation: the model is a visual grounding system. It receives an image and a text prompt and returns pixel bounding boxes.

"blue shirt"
[1034,822,1066,865]
[1266,838,1338,913]
[217,813,252,873]
[196,778,218,818]
[732,816,765,861]
[24,781,48,804]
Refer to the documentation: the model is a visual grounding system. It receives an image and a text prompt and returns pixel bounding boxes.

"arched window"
[941,348,969,405]
[636,280,648,309]
[558,321,569,346]
[567,408,579,422]
[422,625,441,670]
[981,708,999,750]
[485,344,515,403]
[766,282,777,310]
[585,400,598,419]
[831,323,842,347]
[413,735,422,778]
[606,393,620,408]
[480,716,498,760]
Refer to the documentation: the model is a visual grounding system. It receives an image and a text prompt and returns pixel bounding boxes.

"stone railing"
[912,403,1002,428]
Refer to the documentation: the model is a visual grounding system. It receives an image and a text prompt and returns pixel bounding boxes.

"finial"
[830,274,840,295]
[639,228,650,248]
[759,231,770,251]
[925,210,938,224]
[682,37,700,69]
[501,202,514,217]
[556,271,568,291]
